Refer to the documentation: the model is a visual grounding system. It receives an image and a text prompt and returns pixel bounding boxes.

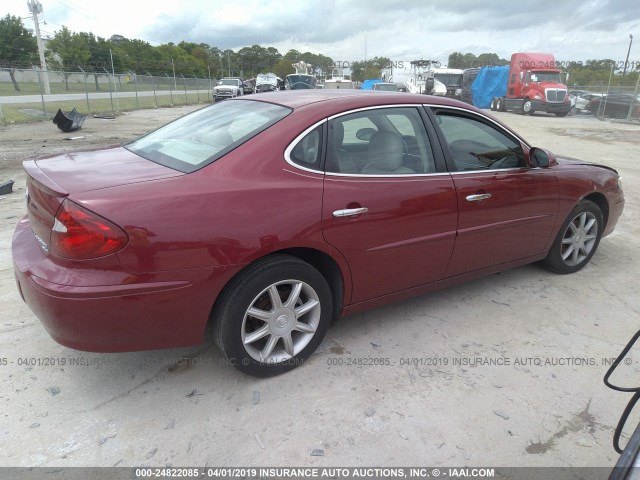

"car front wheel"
[543,200,603,274]
[213,254,332,377]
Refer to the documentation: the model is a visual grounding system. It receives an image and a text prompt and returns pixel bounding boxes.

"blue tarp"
[471,66,509,108]
[360,79,383,90]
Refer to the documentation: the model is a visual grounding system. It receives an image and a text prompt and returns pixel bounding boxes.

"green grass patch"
[0,78,213,96]
[0,92,213,125]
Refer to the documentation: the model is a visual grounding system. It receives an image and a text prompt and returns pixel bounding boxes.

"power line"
[56,0,93,21]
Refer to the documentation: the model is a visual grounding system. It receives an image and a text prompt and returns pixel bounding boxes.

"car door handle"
[333,207,369,218]
[465,193,492,202]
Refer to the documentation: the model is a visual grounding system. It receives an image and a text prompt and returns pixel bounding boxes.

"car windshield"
[434,73,462,87]
[530,71,562,83]
[220,79,238,86]
[125,100,291,173]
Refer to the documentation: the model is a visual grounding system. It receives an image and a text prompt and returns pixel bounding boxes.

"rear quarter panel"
[69,107,354,298]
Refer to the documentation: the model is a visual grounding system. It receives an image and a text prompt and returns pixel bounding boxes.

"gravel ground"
[0,104,638,469]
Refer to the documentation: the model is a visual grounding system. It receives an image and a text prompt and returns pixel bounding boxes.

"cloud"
[3,0,639,64]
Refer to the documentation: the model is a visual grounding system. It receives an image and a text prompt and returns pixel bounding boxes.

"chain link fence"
[0,67,215,124]
[2,67,639,123]
[568,81,640,120]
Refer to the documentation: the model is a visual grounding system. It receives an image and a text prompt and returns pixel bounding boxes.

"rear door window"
[326,107,436,174]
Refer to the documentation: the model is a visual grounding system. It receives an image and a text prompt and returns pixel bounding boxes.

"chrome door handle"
[333,207,368,218]
[465,193,492,202]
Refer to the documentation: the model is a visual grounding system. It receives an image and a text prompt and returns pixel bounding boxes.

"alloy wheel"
[241,279,321,364]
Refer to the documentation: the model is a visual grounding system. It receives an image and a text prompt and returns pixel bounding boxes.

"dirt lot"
[0,104,638,469]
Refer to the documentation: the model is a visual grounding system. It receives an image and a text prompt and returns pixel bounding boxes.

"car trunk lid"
[24,147,183,253]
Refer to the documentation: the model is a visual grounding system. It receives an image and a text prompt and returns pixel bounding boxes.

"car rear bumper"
[12,216,233,352]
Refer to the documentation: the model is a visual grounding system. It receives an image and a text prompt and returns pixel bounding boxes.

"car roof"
[234,89,476,111]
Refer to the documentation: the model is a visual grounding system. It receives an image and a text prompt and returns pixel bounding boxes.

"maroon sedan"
[12,91,624,376]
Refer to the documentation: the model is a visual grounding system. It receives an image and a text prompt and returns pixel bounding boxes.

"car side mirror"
[529,147,554,168]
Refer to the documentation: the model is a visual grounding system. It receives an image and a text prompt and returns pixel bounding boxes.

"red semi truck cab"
[499,53,572,116]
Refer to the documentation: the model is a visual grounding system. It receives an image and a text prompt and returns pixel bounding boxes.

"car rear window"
[125,100,291,173]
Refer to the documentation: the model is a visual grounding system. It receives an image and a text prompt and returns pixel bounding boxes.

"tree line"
[0,14,336,91]
[2,14,638,93]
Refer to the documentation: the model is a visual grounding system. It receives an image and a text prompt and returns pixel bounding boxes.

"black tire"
[490,98,497,111]
[522,99,534,115]
[497,97,506,112]
[542,200,603,274]
[213,254,332,377]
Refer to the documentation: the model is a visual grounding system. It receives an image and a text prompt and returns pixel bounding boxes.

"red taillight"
[50,199,128,260]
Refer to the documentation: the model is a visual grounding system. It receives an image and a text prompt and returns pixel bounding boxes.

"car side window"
[289,124,323,170]
[435,112,525,172]
[326,107,436,175]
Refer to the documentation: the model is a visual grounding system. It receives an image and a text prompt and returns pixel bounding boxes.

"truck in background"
[433,67,464,99]
[490,52,571,116]
[383,60,449,96]
[461,67,481,104]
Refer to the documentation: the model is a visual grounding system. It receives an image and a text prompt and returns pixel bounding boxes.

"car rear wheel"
[213,254,332,377]
[543,200,603,274]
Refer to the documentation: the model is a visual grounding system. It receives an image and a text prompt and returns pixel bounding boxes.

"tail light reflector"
[50,199,128,260]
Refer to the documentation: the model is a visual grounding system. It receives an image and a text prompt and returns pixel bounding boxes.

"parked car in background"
[213,78,244,100]
[255,73,281,93]
[569,90,604,114]
[242,78,255,95]
[372,82,399,91]
[13,91,624,377]
[588,93,640,118]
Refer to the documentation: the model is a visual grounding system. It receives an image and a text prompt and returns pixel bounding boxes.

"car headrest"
[367,132,404,170]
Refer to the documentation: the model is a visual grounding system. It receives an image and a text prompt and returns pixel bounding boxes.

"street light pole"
[27,0,50,94]
[622,34,634,81]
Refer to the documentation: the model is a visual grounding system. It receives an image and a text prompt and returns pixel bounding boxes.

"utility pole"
[27,0,50,94]
[364,32,367,80]
[622,34,634,81]
[171,58,177,89]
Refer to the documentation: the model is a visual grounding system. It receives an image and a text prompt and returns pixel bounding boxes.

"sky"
[3,0,640,67]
